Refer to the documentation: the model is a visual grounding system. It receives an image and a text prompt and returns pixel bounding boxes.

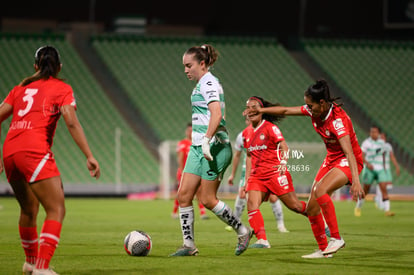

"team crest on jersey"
[325,129,330,136]
[260,133,265,140]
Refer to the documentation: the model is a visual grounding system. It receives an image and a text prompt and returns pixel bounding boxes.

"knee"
[198,196,217,210]
[20,204,39,221]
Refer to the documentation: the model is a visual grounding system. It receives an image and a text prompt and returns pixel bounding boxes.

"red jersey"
[176,138,192,174]
[300,103,362,164]
[243,120,285,179]
[3,78,76,158]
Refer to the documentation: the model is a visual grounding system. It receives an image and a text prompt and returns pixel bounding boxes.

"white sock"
[356,198,365,208]
[375,185,384,210]
[270,200,284,227]
[179,206,195,248]
[212,200,247,236]
[383,199,391,212]
[234,196,246,219]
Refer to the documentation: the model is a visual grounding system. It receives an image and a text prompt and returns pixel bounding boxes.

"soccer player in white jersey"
[355,126,395,216]
[374,132,400,213]
[170,44,252,257]
[226,117,289,233]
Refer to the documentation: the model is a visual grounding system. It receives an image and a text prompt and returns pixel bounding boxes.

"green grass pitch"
[1,197,413,274]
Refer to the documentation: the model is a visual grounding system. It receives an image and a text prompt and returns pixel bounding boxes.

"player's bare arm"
[339,135,364,201]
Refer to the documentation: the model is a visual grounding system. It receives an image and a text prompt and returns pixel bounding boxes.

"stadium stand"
[0,34,411,194]
[0,34,159,193]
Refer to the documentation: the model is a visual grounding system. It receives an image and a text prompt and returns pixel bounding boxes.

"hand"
[0,161,3,174]
[202,136,213,161]
[228,175,234,186]
[87,156,101,179]
[396,166,401,177]
[350,182,365,201]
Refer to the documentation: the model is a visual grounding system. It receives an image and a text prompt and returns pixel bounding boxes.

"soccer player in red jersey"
[243,96,307,248]
[0,46,100,274]
[255,79,364,258]
[172,123,208,219]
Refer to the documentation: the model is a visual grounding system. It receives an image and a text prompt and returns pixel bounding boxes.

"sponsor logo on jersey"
[248,145,268,152]
[333,118,345,135]
[272,126,283,139]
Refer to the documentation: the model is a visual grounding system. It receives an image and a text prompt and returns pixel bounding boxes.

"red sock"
[316,194,340,239]
[198,202,206,216]
[19,226,38,265]
[172,199,179,214]
[308,213,328,250]
[36,220,62,270]
[248,209,267,240]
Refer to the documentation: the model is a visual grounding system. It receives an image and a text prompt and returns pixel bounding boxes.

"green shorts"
[183,142,232,181]
[361,167,388,184]
[383,169,393,182]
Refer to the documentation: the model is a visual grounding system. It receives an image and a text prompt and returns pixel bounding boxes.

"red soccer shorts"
[4,151,60,183]
[315,157,363,185]
[246,171,295,197]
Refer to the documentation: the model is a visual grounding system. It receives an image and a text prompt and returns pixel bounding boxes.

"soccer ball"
[124,230,152,256]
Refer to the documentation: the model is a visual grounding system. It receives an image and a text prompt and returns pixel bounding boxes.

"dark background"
[1,0,413,40]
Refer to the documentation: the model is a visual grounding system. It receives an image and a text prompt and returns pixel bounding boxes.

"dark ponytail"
[20,45,63,86]
[305,79,341,105]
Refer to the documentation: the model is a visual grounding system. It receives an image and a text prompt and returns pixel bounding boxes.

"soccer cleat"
[225,225,233,232]
[200,214,210,220]
[354,207,361,217]
[302,249,333,259]
[171,213,179,219]
[235,227,253,256]
[32,268,59,275]
[22,262,34,275]
[169,245,199,256]
[277,225,289,233]
[249,239,271,248]
[323,237,345,255]
[385,211,395,217]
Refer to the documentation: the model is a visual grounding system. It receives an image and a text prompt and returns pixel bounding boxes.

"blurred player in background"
[0,46,100,275]
[226,116,289,234]
[374,132,400,211]
[355,127,399,216]
[170,44,252,257]
[172,122,208,219]
[257,79,364,258]
[242,96,307,249]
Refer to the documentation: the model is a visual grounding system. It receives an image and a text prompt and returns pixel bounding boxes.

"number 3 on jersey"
[18,88,38,117]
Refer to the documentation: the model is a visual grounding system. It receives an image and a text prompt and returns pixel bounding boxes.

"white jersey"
[383,142,393,170]
[361,137,386,171]
[190,72,226,146]
[234,131,247,185]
